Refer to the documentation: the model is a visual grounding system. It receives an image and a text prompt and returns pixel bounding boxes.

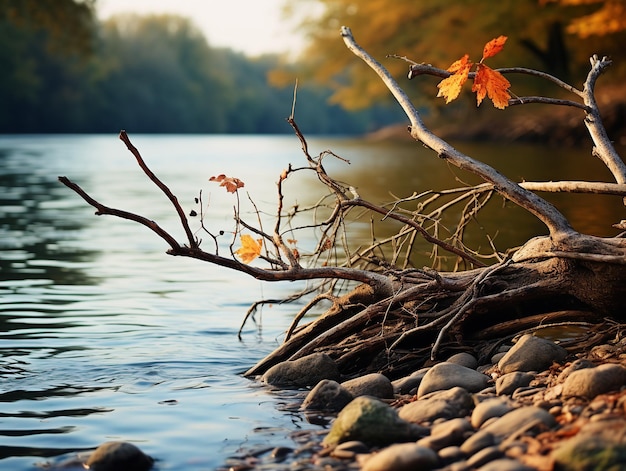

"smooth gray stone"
[460,431,495,455]
[85,442,153,471]
[342,373,394,399]
[562,363,626,399]
[392,367,429,395]
[497,334,567,374]
[466,445,502,469]
[399,387,473,423]
[481,406,556,440]
[362,443,439,471]
[261,352,340,388]
[496,371,534,396]
[417,418,472,451]
[417,362,490,398]
[446,352,479,369]
[301,379,353,412]
[471,397,514,429]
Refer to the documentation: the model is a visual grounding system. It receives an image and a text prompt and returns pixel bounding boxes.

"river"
[0,134,623,470]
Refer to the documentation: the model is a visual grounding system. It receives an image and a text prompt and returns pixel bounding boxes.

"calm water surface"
[0,134,623,470]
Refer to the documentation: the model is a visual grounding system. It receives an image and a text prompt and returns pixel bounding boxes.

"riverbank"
[366,83,626,147]
[222,322,626,470]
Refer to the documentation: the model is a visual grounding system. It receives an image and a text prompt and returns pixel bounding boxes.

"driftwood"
[59,28,626,381]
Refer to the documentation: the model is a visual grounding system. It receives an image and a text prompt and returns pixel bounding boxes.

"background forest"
[2,0,625,136]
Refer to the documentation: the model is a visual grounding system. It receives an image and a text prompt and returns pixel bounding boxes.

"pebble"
[497,334,567,373]
[476,458,537,471]
[446,352,479,369]
[480,406,556,440]
[417,362,490,398]
[417,418,472,450]
[261,353,340,388]
[466,445,502,468]
[322,396,428,447]
[495,372,534,396]
[561,363,626,399]
[302,379,353,412]
[391,367,429,394]
[361,443,439,471]
[341,373,394,399]
[471,397,514,429]
[85,441,153,471]
[399,387,473,423]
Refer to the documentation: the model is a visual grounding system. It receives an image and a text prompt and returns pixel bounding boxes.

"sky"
[96,0,308,56]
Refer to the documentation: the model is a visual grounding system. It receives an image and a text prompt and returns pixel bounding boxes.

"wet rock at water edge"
[341,373,394,399]
[85,441,153,471]
[361,443,439,471]
[417,362,490,398]
[323,396,428,447]
[399,386,474,423]
[261,352,340,388]
[302,379,353,412]
[498,334,567,374]
[561,363,626,399]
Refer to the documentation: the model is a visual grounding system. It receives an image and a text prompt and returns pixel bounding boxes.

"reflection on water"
[0,134,623,470]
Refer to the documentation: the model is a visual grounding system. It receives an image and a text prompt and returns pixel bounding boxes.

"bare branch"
[119,131,198,249]
[341,26,575,239]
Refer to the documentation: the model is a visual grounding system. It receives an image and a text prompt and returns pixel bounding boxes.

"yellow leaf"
[472,64,511,109]
[437,54,472,104]
[235,234,262,263]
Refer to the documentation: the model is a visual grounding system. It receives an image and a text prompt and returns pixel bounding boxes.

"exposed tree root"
[245,234,626,379]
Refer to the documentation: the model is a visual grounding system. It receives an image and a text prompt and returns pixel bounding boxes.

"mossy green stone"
[323,396,426,447]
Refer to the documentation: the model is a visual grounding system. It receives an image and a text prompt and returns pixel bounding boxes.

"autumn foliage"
[437,35,512,109]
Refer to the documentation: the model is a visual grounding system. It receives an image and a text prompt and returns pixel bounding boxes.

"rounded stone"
[496,372,534,396]
[85,441,153,471]
[497,334,567,374]
[302,379,353,412]
[417,362,490,398]
[562,363,626,399]
[446,352,479,369]
[261,352,340,388]
[399,386,473,423]
[362,443,439,471]
[471,397,514,429]
[342,373,394,399]
[323,396,428,447]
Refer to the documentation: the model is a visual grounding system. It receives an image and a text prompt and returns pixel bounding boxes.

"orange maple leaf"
[437,36,511,109]
[437,54,472,104]
[481,35,507,61]
[209,174,245,193]
[235,234,262,263]
[472,64,511,109]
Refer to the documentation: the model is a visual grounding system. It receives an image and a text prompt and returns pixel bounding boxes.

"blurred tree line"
[283,0,626,113]
[0,0,402,134]
[3,0,625,135]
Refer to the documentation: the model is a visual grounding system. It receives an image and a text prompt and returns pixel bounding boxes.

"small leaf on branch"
[235,234,263,263]
[472,64,511,109]
[437,54,472,104]
[481,35,507,61]
[209,174,245,193]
